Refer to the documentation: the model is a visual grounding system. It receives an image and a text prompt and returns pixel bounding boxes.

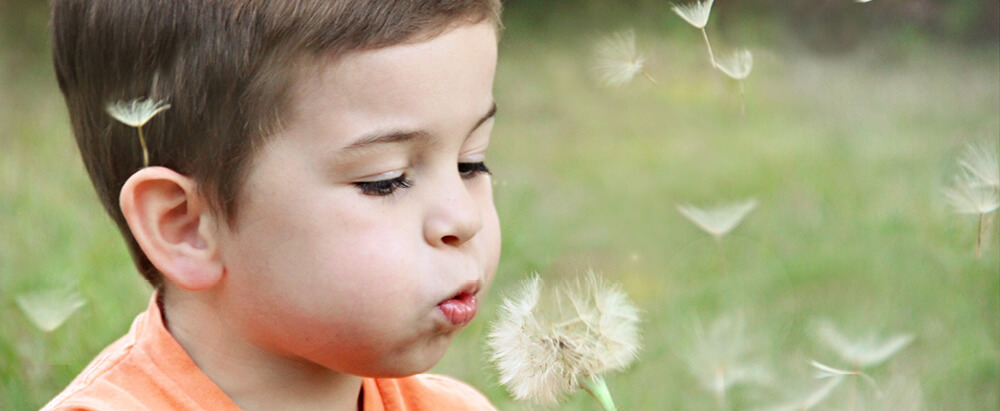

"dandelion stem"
[976,213,984,258]
[581,375,617,411]
[640,69,659,85]
[137,126,150,167]
[700,27,716,68]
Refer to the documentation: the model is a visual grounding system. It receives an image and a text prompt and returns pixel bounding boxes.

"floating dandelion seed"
[715,48,754,116]
[943,173,1000,215]
[16,289,87,332]
[765,375,845,411]
[677,312,771,409]
[943,168,999,257]
[716,48,754,80]
[106,98,171,167]
[945,139,999,256]
[863,373,925,411]
[487,271,641,410]
[594,29,657,87]
[677,198,759,241]
[957,139,999,189]
[671,0,714,29]
[812,320,914,369]
[671,0,717,67]
[811,360,885,411]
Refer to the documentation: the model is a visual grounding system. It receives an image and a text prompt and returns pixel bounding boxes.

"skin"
[121,22,500,410]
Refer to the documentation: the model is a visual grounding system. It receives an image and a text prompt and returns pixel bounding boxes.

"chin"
[376,335,454,378]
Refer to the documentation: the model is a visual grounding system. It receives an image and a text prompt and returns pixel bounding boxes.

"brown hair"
[51,0,502,287]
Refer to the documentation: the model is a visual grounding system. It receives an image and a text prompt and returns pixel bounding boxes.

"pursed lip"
[437,280,481,327]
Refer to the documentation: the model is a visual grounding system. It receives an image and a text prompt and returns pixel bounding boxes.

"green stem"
[581,375,617,411]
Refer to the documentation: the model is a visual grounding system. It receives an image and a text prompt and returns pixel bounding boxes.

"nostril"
[441,235,460,246]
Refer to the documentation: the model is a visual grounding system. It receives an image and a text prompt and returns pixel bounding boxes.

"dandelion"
[671,0,717,67]
[677,198,758,242]
[16,288,87,332]
[812,319,914,369]
[715,48,754,116]
[676,312,770,409]
[594,29,657,87]
[487,271,641,410]
[106,98,171,167]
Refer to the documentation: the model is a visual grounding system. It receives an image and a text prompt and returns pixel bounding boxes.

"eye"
[354,174,412,196]
[458,161,491,179]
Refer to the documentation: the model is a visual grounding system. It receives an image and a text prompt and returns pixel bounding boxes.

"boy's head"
[51,0,502,287]
[52,0,502,379]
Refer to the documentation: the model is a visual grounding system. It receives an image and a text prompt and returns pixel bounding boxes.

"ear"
[120,167,223,291]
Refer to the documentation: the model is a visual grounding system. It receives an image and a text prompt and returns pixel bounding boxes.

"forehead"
[279,23,498,138]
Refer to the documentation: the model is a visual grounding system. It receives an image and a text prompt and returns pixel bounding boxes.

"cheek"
[479,194,503,284]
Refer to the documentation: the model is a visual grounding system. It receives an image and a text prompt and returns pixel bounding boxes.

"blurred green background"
[2,1,998,410]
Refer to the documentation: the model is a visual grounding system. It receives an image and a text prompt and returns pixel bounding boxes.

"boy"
[45,0,502,409]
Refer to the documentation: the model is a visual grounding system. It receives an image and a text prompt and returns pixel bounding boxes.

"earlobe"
[120,167,224,291]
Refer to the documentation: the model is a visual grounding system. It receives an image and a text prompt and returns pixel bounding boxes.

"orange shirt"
[42,294,496,410]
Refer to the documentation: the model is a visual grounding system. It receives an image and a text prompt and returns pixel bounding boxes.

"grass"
[2,6,998,411]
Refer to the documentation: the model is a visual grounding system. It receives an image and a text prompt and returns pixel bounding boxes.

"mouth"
[437,281,481,327]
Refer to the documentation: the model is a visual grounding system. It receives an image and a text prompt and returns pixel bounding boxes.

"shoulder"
[40,337,143,411]
[375,374,496,410]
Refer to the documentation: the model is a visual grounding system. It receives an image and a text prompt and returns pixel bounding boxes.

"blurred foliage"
[3,1,996,57]
[502,0,999,52]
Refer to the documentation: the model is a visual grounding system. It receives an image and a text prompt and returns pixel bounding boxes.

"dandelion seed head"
[16,289,87,332]
[671,0,715,29]
[106,98,171,128]
[812,319,914,368]
[487,272,641,404]
[716,48,754,80]
[677,198,759,240]
[594,29,646,87]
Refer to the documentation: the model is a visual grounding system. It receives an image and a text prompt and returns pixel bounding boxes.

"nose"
[423,174,484,248]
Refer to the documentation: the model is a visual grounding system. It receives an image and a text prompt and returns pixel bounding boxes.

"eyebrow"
[342,102,497,152]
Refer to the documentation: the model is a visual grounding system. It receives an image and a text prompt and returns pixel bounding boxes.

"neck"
[161,286,364,411]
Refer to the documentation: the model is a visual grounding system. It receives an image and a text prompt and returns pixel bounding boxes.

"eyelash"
[458,161,491,178]
[355,162,491,197]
